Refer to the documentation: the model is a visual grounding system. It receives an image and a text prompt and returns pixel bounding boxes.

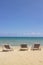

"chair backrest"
[4,45,10,49]
[21,44,27,48]
[34,44,40,48]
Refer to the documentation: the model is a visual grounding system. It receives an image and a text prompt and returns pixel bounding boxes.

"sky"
[0,0,43,37]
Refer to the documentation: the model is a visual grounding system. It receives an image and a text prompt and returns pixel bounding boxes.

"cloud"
[31,32,41,35]
[0,32,43,37]
[23,32,43,36]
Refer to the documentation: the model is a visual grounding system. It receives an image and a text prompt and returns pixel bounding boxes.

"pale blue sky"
[0,0,43,37]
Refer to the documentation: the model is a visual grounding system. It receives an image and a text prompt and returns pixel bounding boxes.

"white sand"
[0,46,43,65]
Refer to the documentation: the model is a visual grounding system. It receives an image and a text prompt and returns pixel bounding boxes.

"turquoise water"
[0,37,43,46]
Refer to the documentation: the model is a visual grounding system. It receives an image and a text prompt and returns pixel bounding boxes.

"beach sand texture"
[0,46,43,65]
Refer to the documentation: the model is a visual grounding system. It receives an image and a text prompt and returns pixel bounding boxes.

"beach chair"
[20,44,28,51]
[31,44,41,50]
[2,44,13,52]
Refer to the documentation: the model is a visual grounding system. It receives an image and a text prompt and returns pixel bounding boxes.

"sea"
[0,37,43,46]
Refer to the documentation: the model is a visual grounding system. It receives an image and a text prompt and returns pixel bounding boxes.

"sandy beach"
[0,46,43,65]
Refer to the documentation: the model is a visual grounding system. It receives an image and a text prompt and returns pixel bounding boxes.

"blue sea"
[0,37,43,46]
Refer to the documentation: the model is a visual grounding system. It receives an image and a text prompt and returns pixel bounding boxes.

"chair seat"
[31,44,41,50]
[20,44,28,51]
[2,44,13,52]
